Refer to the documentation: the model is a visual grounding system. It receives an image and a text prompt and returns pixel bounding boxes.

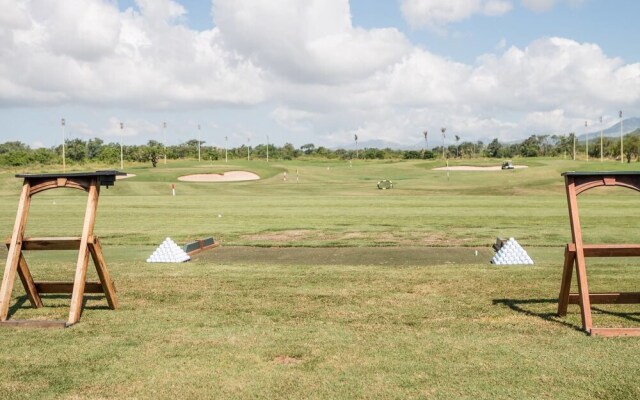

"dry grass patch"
[273,355,304,365]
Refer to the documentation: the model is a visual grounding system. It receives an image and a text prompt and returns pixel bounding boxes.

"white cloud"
[0,0,266,108]
[270,106,319,132]
[400,0,512,29]
[484,0,514,16]
[214,0,411,84]
[521,0,585,13]
[0,0,30,29]
[277,36,640,145]
[32,0,122,61]
[468,37,640,114]
[521,0,556,12]
[103,117,160,139]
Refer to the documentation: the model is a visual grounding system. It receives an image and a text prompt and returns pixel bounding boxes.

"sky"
[1,0,639,150]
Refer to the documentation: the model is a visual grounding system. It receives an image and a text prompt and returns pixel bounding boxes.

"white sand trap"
[178,171,260,182]
[116,173,136,179]
[432,165,528,171]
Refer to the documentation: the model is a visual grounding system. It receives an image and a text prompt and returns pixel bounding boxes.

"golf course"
[1,158,639,399]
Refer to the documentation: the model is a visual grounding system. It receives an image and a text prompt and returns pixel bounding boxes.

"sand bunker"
[116,173,136,179]
[432,165,528,171]
[178,171,260,182]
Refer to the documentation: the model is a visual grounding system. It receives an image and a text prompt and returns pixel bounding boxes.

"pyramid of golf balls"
[491,238,534,265]
[147,237,191,263]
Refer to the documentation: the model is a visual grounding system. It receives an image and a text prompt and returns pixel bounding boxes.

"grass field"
[1,158,639,399]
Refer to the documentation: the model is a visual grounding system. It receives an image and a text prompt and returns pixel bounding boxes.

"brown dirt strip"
[192,246,493,266]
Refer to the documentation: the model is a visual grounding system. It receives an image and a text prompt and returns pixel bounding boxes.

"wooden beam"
[16,252,42,308]
[5,237,91,251]
[568,292,640,305]
[89,238,118,309]
[567,243,640,257]
[590,328,640,337]
[34,281,108,294]
[0,320,67,329]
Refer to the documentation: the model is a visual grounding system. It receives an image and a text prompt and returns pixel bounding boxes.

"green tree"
[486,139,502,158]
[87,138,104,160]
[300,143,315,155]
[65,138,87,163]
[624,134,640,163]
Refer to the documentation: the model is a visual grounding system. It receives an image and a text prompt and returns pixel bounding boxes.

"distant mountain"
[578,117,640,141]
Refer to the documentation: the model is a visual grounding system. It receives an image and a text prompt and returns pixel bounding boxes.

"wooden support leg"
[16,252,43,308]
[574,248,593,334]
[89,238,118,310]
[67,180,100,326]
[0,181,31,321]
[557,245,575,317]
[564,176,593,334]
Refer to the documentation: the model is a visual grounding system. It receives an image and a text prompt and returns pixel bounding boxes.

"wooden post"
[0,181,35,320]
[565,176,593,331]
[557,245,575,317]
[67,179,100,325]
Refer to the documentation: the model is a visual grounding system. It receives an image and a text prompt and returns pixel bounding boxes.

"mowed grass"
[0,158,639,399]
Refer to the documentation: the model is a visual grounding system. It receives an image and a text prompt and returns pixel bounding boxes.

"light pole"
[225,136,228,163]
[197,124,201,162]
[163,121,167,165]
[441,127,446,159]
[600,116,603,162]
[620,110,624,163]
[266,135,269,162]
[119,122,124,169]
[61,118,66,172]
[354,134,358,159]
[585,121,589,161]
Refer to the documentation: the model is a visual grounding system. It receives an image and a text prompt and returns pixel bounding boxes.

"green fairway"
[1,158,640,398]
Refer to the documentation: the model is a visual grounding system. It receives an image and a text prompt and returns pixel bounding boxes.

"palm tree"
[423,130,428,151]
[455,135,460,157]
[441,128,446,158]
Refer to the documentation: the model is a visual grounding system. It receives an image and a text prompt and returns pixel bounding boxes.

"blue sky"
[1,0,639,149]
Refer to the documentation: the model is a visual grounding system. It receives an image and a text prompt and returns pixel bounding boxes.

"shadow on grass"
[492,298,584,333]
[7,294,111,319]
[494,298,640,334]
[591,307,640,323]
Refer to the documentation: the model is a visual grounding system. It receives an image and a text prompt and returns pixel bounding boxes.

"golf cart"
[501,160,514,170]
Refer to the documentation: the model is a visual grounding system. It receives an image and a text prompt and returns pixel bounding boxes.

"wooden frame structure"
[558,171,640,337]
[0,171,123,328]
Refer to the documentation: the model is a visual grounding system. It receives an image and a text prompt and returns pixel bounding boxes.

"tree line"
[1,130,639,167]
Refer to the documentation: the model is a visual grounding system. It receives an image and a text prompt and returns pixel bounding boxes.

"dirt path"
[193,246,493,266]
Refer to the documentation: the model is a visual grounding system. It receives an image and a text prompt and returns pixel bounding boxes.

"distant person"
[283,171,287,181]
